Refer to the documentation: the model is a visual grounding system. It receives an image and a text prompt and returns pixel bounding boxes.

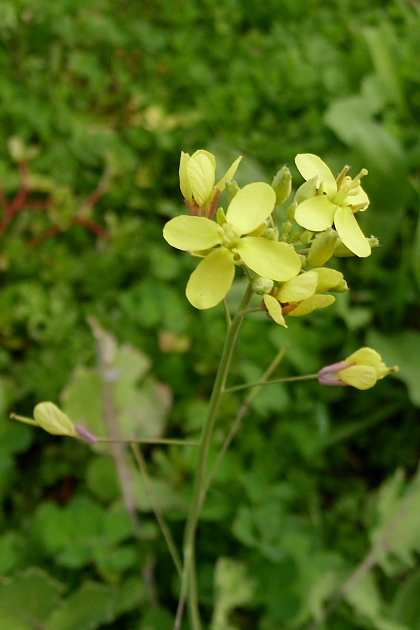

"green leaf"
[390,566,420,630]
[0,568,63,629]
[370,467,420,575]
[210,558,255,630]
[47,582,118,630]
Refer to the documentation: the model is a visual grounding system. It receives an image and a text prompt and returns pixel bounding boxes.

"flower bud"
[294,178,317,204]
[262,227,279,241]
[307,229,338,266]
[225,181,240,202]
[251,276,275,295]
[216,207,227,225]
[271,166,292,205]
[334,235,378,257]
[286,201,297,221]
[300,230,313,245]
[332,278,349,292]
[33,402,78,437]
[318,348,398,390]
[281,221,293,235]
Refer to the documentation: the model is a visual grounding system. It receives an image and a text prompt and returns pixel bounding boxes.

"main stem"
[174,283,254,630]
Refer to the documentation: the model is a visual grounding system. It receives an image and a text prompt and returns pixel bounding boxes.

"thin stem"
[131,444,183,577]
[96,437,199,446]
[224,373,319,394]
[222,299,232,327]
[202,344,290,504]
[173,282,254,630]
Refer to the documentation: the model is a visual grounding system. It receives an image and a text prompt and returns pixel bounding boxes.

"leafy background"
[0,0,419,628]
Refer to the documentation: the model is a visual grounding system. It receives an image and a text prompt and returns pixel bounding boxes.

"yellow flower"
[318,347,399,390]
[263,268,344,327]
[164,182,302,309]
[294,154,371,258]
[180,150,242,217]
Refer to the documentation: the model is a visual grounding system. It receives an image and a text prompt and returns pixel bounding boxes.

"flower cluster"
[164,150,375,324]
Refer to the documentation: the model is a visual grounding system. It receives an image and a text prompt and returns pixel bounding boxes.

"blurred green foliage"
[0,0,419,628]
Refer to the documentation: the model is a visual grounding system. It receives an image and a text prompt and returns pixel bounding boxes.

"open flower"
[318,347,399,390]
[180,150,242,218]
[263,267,344,327]
[164,182,302,309]
[294,154,371,258]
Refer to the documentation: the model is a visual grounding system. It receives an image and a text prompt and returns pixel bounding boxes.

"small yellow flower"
[263,268,344,327]
[164,182,302,309]
[179,150,242,217]
[318,348,399,390]
[294,154,371,258]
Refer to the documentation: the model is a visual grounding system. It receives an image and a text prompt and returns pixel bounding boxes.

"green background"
[0,0,419,628]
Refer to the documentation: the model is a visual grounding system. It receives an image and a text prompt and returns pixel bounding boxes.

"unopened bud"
[332,278,349,293]
[216,207,227,225]
[281,221,293,235]
[308,229,338,266]
[300,230,313,245]
[286,201,297,221]
[225,181,240,202]
[33,402,78,437]
[298,254,307,268]
[262,227,279,240]
[252,276,275,295]
[271,166,292,205]
[294,178,317,204]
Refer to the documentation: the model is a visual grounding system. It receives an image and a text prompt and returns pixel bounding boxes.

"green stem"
[131,444,183,577]
[202,343,290,505]
[173,283,254,630]
[224,373,319,394]
[97,437,199,446]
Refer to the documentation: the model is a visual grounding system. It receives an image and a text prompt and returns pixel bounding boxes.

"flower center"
[219,223,240,249]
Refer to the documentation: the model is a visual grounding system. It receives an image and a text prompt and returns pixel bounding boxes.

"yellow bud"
[33,402,78,437]
[308,228,338,266]
[294,178,317,204]
[271,166,292,205]
[252,276,275,295]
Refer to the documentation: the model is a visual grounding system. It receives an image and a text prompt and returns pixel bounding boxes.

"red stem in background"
[0,162,110,244]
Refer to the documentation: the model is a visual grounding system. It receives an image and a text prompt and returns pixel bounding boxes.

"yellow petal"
[179,152,192,203]
[338,365,378,390]
[215,156,242,192]
[34,402,78,437]
[186,247,235,309]
[277,271,318,302]
[312,268,344,293]
[163,216,221,251]
[263,295,287,327]
[347,185,369,209]
[295,154,337,195]
[238,237,301,281]
[187,152,216,206]
[226,182,276,235]
[288,294,335,317]
[334,206,371,257]
[294,196,337,231]
[345,347,382,367]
